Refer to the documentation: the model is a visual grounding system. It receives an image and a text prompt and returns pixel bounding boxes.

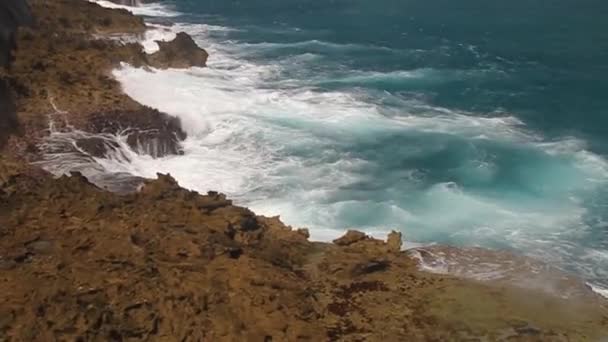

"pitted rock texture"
[0,161,607,341]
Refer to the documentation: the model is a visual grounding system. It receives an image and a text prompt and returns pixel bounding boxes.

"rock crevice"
[0,168,606,341]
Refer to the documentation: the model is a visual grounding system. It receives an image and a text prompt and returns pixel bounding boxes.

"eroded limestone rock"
[148,32,209,69]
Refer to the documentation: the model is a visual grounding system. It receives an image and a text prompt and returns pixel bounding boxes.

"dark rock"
[11,248,32,263]
[107,0,140,6]
[0,309,15,330]
[0,258,16,270]
[296,228,310,239]
[148,32,208,69]
[515,324,542,335]
[68,171,92,184]
[333,230,368,246]
[0,78,20,150]
[352,259,390,276]
[225,223,236,239]
[75,137,122,158]
[239,215,260,231]
[226,247,243,259]
[85,107,186,158]
[0,0,34,68]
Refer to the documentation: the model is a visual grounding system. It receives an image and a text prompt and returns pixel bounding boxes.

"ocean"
[85,0,608,292]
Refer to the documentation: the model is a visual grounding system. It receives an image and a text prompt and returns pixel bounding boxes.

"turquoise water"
[105,0,608,289]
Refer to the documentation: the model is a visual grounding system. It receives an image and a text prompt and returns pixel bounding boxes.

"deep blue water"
[111,0,608,289]
[173,0,608,145]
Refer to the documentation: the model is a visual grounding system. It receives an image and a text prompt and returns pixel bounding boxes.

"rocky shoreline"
[2,0,209,163]
[1,0,607,340]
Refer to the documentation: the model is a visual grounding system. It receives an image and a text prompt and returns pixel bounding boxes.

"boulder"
[333,230,368,246]
[386,230,402,253]
[148,32,208,69]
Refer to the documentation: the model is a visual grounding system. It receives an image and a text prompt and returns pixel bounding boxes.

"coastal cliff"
[1,0,607,341]
[2,0,208,161]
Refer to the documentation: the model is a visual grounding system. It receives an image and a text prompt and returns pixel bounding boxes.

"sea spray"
[61,0,608,296]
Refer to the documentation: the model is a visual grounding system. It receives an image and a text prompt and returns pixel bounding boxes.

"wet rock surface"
[86,107,186,157]
[2,0,190,161]
[107,0,141,6]
[0,1,607,340]
[148,32,209,69]
[0,165,607,341]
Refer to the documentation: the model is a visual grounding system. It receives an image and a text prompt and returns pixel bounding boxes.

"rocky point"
[0,0,607,341]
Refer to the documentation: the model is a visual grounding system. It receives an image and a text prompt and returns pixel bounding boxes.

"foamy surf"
[88,0,179,17]
[408,245,604,299]
[60,0,608,298]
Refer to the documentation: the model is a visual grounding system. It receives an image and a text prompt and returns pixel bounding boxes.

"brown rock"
[2,0,182,161]
[296,228,310,239]
[351,259,390,276]
[387,230,402,253]
[0,161,607,341]
[148,32,209,69]
[139,173,181,198]
[333,230,368,246]
[1,1,608,340]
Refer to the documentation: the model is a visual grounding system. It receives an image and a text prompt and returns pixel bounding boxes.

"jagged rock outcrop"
[85,106,187,157]
[0,166,607,341]
[0,0,33,149]
[3,0,185,161]
[1,0,607,340]
[0,0,33,68]
[2,0,214,161]
[148,32,209,69]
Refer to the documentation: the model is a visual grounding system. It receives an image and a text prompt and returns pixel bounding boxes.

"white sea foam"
[105,57,608,287]
[408,246,605,299]
[109,20,607,245]
[237,39,394,53]
[89,0,180,17]
[588,284,608,298]
[44,2,608,297]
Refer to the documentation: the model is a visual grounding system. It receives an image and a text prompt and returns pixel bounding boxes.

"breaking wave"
[42,0,608,296]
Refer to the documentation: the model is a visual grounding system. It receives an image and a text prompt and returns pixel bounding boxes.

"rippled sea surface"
[81,0,608,292]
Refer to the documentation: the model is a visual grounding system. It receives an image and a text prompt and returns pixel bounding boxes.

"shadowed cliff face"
[0,0,33,67]
[0,79,19,149]
[0,0,33,149]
